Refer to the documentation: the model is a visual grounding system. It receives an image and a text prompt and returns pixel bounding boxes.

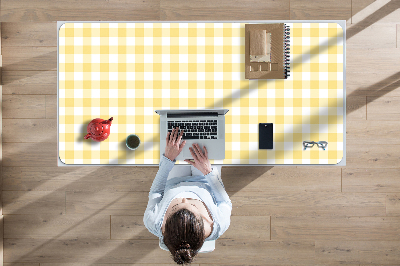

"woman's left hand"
[164,127,186,161]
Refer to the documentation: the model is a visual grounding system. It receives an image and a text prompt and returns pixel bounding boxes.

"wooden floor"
[1,0,400,265]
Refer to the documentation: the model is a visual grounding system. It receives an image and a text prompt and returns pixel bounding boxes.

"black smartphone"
[259,123,273,149]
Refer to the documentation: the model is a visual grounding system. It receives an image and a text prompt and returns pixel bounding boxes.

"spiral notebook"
[245,23,290,79]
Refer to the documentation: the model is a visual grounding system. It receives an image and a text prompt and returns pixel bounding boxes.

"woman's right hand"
[184,143,212,176]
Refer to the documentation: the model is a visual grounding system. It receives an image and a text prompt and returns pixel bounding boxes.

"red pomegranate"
[84,117,113,142]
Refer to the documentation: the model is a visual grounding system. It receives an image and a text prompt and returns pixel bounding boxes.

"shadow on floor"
[1,50,57,83]
[347,71,400,115]
[4,135,273,264]
[5,3,400,261]
[347,0,400,40]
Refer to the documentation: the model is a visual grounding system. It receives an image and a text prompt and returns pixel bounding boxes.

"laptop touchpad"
[183,141,212,159]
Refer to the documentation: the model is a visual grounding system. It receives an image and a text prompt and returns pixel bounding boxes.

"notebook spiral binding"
[284,24,291,79]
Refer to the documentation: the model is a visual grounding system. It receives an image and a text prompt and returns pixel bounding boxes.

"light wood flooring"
[1,0,400,265]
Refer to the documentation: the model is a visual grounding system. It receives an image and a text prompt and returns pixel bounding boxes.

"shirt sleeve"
[143,154,175,237]
[204,167,232,238]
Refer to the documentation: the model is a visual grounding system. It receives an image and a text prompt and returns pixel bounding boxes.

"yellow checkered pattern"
[58,22,344,165]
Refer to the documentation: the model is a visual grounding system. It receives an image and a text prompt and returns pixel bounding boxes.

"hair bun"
[174,247,193,264]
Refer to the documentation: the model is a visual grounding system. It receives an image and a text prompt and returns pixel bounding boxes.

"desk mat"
[58,22,344,165]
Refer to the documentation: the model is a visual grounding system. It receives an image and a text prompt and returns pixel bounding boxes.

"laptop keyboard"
[168,120,218,139]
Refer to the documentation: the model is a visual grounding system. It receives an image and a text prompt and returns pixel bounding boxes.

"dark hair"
[163,208,206,264]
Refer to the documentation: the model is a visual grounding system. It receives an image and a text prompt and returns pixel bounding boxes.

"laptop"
[155,109,229,160]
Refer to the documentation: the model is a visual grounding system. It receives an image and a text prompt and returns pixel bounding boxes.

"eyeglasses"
[303,141,328,150]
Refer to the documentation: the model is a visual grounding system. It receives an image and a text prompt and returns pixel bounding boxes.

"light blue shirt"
[143,154,232,243]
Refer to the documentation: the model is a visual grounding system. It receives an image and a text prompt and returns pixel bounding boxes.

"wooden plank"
[67,190,387,217]
[351,0,400,25]
[2,95,46,119]
[4,214,110,239]
[201,265,358,266]
[367,96,400,121]
[3,119,57,143]
[2,166,335,193]
[231,191,386,216]
[45,95,57,119]
[386,194,400,216]
[346,96,366,120]
[200,239,315,264]
[66,191,148,215]
[290,0,351,20]
[346,120,400,145]
[360,265,400,266]
[0,216,3,266]
[347,23,396,49]
[111,215,270,240]
[41,264,198,266]
[160,0,289,20]
[0,55,2,84]
[2,166,107,191]
[2,166,158,192]
[222,166,341,192]
[0,22,3,265]
[347,144,400,168]
[4,262,40,266]
[351,0,375,22]
[273,216,400,241]
[221,216,270,240]
[0,97,2,229]
[200,262,360,266]
[111,215,156,240]
[3,238,316,264]
[347,71,400,99]
[1,22,57,46]
[3,238,161,264]
[347,48,400,75]
[2,191,65,215]
[0,0,160,22]
[343,169,400,193]
[316,240,400,264]
[2,71,57,95]
[2,142,56,167]
[2,46,57,71]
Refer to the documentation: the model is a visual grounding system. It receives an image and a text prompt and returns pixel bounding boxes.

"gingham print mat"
[58,22,344,165]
